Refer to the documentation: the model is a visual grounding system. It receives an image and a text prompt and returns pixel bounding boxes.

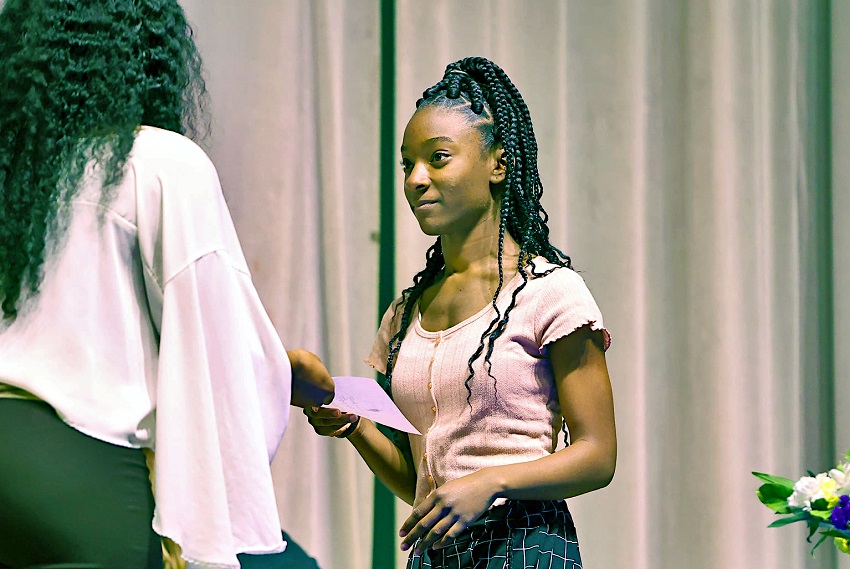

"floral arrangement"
[753,451,850,555]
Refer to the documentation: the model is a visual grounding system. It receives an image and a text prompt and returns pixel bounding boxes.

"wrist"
[336,416,362,439]
[486,465,510,501]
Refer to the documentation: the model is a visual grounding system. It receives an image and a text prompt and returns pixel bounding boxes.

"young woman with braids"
[0,1,334,568]
[306,57,616,568]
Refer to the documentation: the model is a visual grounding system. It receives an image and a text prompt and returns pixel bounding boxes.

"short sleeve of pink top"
[365,258,611,508]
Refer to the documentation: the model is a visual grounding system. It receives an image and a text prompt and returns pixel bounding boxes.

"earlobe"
[491,148,507,184]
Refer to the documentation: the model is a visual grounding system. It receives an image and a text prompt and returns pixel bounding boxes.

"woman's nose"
[405,162,430,191]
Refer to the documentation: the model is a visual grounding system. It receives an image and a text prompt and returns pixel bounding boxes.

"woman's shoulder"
[524,256,588,291]
[378,295,409,331]
[130,126,224,209]
[523,256,610,349]
[131,126,216,175]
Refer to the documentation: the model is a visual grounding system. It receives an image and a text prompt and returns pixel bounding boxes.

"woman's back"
[0,126,294,567]
[0,127,224,446]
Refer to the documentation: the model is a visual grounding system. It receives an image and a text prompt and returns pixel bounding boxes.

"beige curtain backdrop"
[833,0,850,490]
[182,1,848,568]
[0,0,830,566]
[394,3,842,568]
[180,3,382,569]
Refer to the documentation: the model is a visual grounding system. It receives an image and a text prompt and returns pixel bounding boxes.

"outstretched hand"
[399,469,499,554]
[287,349,335,408]
[303,405,360,437]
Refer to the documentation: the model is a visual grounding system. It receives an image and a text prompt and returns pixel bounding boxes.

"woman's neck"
[440,224,521,278]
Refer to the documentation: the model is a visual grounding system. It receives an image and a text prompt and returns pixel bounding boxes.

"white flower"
[830,463,850,494]
[787,473,837,510]
[788,476,818,509]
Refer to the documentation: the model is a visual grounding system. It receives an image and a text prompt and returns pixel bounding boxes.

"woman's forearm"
[488,438,616,502]
[347,419,417,505]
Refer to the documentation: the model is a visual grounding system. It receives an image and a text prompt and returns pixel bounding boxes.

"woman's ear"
[490,146,507,184]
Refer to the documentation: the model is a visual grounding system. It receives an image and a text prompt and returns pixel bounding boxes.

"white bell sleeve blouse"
[0,126,291,568]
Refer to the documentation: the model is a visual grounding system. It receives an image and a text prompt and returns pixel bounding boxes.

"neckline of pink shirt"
[413,269,526,337]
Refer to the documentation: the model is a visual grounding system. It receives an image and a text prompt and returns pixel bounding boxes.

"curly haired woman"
[307,57,617,568]
[0,1,333,568]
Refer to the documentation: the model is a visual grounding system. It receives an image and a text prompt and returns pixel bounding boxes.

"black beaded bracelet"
[336,416,362,439]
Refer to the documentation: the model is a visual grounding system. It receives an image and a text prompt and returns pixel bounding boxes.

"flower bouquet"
[753,451,850,555]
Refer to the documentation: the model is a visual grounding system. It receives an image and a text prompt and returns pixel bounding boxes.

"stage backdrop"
[18,0,835,567]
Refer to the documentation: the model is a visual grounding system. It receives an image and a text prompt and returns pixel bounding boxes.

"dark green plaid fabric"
[406,500,581,569]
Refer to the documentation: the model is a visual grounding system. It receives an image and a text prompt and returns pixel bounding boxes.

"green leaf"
[810,532,830,555]
[756,483,793,512]
[753,472,796,491]
[820,529,850,539]
[810,498,830,511]
[768,511,809,528]
[807,518,821,540]
[810,510,831,521]
[811,498,828,510]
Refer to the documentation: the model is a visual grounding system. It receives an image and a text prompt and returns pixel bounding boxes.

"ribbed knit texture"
[367,259,610,507]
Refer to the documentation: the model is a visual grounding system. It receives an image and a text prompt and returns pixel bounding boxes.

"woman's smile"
[413,199,439,212]
[400,105,504,238]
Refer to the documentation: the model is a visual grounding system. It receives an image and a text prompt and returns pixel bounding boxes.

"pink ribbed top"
[366,258,611,507]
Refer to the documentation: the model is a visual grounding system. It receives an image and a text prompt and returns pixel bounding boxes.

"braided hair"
[385,56,572,405]
[0,0,207,319]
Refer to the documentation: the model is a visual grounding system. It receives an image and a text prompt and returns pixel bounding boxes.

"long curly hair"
[385,56,573,405]
[0,0,207,319]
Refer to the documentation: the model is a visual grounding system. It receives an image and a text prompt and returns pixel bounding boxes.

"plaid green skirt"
[406,500,582,569]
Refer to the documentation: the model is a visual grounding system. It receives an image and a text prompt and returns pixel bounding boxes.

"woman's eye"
[431,151,450,163]
[400,160,412,171]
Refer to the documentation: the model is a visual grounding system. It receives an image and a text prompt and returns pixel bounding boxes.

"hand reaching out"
[303,405,360,438]
[287,349,335,408]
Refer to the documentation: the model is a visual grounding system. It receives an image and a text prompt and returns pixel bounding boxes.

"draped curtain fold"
[182,3,382,569]
[834,0,850,473]
[181,0,847,567]
[2,0,836,566]
[393,3,837,566]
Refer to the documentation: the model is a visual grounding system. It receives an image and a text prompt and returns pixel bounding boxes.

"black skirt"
[0,399,161,569]
[407,499,582,569]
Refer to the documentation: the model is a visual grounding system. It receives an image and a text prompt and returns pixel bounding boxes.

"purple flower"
[831,494,850,531]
